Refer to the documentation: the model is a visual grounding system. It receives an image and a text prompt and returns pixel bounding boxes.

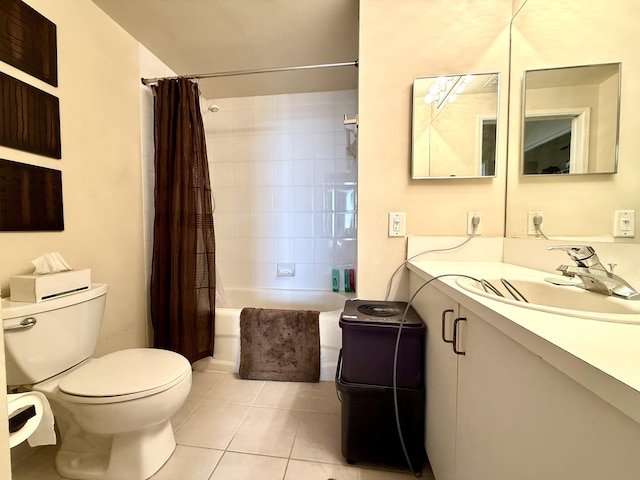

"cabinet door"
[410,276,459,480]
[454,306,640,480]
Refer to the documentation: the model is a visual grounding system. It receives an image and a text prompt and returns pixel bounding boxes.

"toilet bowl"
[2,285,193,480]
[33,348,192,480]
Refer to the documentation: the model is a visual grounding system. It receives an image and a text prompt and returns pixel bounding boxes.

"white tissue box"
[10,269,92,303]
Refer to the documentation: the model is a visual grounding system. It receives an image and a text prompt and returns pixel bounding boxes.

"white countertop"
[407,260,640,423]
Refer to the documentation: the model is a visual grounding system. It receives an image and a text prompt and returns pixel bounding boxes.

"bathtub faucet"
[547,245,639,299]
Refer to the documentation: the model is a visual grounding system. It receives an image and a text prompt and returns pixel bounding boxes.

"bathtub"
[207,288,352,381]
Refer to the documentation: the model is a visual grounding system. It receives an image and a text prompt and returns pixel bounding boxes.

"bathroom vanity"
[408,261,640,480]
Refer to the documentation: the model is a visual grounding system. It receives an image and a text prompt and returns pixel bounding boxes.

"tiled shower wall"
[204,90,358,292]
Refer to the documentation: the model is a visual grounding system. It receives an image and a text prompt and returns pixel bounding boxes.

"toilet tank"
[2,284,108,387]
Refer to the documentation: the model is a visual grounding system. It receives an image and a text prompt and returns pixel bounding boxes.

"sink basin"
[455,276,640,321]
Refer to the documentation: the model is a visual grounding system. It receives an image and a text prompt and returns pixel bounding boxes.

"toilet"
[2,284,192,480]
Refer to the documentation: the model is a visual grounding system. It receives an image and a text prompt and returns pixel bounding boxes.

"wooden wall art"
[0,72,61,159]
[0,158,64,231]
[0,0,58,86]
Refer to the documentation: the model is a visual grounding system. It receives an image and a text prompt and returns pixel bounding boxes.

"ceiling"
[90,0,359,99]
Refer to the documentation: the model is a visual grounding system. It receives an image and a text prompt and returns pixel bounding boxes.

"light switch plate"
[388,212,406,237]
[614,210,635,237]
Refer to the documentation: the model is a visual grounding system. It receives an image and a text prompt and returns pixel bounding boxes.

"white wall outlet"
[528,211,543,235]
[467,212,482,235]
[388,212,406,237]
[614,210,635,237]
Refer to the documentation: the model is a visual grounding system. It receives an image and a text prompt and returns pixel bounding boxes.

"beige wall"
[1,1,148,471]
[357,0,511,299]
[0,0,148,352]
[507,0,640,240]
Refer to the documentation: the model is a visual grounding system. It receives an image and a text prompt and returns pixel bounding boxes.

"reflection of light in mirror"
[423,74,475,107]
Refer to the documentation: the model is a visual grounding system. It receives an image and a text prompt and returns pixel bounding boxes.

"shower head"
[207,104,220,113]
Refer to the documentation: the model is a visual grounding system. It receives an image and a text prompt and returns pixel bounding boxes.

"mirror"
[522,63,620,175]
[412,72,500,179]
[507,0,639,243]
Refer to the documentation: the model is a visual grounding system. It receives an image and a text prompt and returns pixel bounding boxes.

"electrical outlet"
[528,211,543,235]
[467,212,482,235]
[614,210,635,237]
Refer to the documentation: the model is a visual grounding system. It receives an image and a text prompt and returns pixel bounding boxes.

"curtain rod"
[141,60,358,86]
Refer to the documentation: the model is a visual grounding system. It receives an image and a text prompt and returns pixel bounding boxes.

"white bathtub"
[207,288,352,381]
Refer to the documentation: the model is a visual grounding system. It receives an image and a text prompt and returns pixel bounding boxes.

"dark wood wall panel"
[0,0,57,86]
[0,158,63,231]
[0,72,61,158]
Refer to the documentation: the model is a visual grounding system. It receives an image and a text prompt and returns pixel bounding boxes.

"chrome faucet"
[547,245,639,299]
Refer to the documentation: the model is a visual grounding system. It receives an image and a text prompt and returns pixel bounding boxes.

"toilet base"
[55,420,176,480]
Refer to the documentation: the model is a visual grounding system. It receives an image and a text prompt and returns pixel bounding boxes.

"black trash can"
[336,351,425,475]
[339,300,425,388]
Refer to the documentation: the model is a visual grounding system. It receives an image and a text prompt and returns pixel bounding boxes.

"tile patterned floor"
[10,362,434,480]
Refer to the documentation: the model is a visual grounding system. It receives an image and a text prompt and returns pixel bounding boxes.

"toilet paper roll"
[7,392,56,448]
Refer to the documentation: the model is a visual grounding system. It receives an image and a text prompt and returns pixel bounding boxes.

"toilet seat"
[57,348,191,404]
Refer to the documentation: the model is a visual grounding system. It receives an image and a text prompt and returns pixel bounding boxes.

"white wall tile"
[314,159,335,185]
[292,132,315,159]
[208,89,358,290]
[211,162,235,188]
[294,212,314,237]
[273,186,293,212]
[293,186,314,212]
[273,160,293,186]
[292,159,315,185]
[313,132,336,159]
[314,186,334,212]
[294,239,314,263]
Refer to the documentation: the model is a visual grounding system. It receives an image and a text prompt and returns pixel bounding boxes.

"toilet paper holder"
[9,405,37,433]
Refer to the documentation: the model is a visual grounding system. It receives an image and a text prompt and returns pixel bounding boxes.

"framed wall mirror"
[522,63,621,175]
[412,72,500,179]
[507,0,637,243]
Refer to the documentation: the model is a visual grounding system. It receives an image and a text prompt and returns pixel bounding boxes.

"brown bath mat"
[239,307,320,382]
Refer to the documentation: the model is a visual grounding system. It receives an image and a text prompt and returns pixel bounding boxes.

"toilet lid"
[58,348,191,399]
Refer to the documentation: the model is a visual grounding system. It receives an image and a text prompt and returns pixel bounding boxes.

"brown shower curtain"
[150,78,215,363]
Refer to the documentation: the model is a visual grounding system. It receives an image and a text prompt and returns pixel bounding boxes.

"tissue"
[7,392,56,448]
[31,252,72,275]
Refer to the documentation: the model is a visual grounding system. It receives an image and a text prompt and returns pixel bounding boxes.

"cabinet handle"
[441,309,455,344]
[453,317,467,355]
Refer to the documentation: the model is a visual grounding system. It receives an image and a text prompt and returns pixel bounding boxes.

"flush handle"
[3,317,37,331]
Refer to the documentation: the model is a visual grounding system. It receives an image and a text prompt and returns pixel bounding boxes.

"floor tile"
[205,373,264,405]
[358,466,432,479]
[170,397,202,430]
[149,445,223,480]
[209,451,287,480]
[303,381,341,414]
[253,380,308,410]
[290,411,344,464]
[10,444,61,480]
[188,370,228,400]
[228,407,301,457]
[284,459,358,480]
[9,369,433,480]
[175,401,248,449]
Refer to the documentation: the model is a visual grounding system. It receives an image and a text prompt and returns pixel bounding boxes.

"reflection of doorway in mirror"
[523,108,590,175]
[480,117,497,176]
